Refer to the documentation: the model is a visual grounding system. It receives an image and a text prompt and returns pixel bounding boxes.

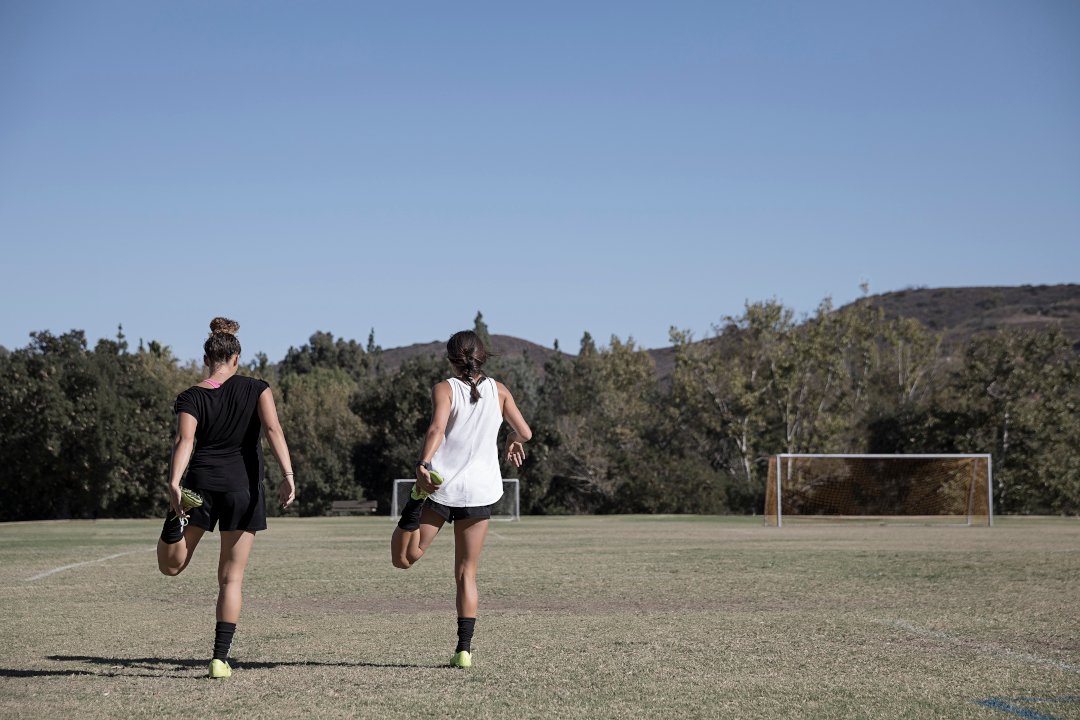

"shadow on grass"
[975,696,1080,720]
[0,669,100,678]
[0,654,442,678]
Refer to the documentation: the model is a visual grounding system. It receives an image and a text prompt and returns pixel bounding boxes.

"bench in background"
[330,500,378,515]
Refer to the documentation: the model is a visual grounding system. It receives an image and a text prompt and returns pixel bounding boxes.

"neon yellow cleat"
[177,488,204,528]
[209,659,232,679]
[450,650,472,668]
[181,488,204,511]
[410,469,444,501]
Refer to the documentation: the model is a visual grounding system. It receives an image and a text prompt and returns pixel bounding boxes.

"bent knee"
[159,564,183,577]
[394,550,425,569]
[393,553,426,570]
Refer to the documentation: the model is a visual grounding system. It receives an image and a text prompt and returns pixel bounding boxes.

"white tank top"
[430,376,504,507]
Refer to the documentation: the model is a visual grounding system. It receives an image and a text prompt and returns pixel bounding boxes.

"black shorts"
[185,485,267,533]
[424,499,494,524]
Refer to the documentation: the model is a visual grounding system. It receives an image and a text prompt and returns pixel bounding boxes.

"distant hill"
[855,284,1080,350]
[376,284,1080,379]
[378,334,560,373]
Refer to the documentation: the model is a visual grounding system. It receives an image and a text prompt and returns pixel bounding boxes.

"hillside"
[378,334,560,373]
[856,284,1080,349]
[377,284,1080,378]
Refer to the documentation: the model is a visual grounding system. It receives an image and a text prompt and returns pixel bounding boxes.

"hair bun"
[209,317,240,336]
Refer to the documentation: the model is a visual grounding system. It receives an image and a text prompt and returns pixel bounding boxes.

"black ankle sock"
[456,617,475,653]
[160,511,184,544]
[213,621,236,660]
[397,497,425,531]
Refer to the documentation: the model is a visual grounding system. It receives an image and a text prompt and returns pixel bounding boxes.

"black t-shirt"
[174,375,270,492]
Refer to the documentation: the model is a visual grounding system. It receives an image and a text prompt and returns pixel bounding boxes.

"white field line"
[25,547,154,582]
[878,619,1079,673]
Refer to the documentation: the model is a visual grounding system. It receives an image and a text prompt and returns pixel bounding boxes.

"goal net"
[389,478,521,521]
[764,454,992,527]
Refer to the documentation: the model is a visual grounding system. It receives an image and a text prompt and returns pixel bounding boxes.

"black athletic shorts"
[185,485,267,533]
[424,499,494,524]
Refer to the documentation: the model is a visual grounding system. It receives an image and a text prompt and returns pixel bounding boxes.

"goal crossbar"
[774,453,993,459]
[766,453,993,528]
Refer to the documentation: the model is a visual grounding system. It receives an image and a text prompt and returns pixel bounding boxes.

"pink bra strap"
[203,378,222,389]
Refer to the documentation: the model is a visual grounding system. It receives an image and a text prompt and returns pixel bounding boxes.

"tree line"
[1,302,1077,522]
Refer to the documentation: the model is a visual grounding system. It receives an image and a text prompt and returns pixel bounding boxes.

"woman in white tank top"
[390,330,532,669]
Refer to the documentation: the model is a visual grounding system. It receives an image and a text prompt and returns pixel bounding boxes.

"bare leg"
[391,508,445,569]
[216,530,255,623]
[157,525,205,576]
[453,518,489,618]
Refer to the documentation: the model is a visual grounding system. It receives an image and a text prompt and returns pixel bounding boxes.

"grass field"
[1,515,1077,719]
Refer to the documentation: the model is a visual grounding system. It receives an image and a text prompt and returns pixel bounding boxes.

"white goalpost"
[765,453,993,527]
[389,478,521,521]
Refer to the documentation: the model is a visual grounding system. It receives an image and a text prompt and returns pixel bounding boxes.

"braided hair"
[204,317,241,365]
[446,330,489,403]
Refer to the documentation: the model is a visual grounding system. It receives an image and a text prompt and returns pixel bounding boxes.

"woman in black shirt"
[157,317,295,679]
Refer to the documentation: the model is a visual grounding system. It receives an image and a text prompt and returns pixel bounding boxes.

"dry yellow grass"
[0,516,1077,719]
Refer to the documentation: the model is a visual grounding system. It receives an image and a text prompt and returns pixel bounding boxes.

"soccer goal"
[389,478,521,521]
[764,454,993,527]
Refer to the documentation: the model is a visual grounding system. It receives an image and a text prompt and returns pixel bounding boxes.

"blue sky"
[2,0,1078,362]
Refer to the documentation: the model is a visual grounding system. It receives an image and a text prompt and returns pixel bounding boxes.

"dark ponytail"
[446,330,489,403]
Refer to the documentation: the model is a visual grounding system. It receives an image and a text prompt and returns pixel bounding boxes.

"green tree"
[280,331,378,383]
[473,312,493,349]
[929,328,1080,513]
[670,298,944,512]
[527,333,676,513]
[670,303,788,511]
[0,329,183,520]
[85,331,178,517]
[860,314,943,453]
[0,331,86,519]
[274,368,368,515]
[353,353,448,510]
